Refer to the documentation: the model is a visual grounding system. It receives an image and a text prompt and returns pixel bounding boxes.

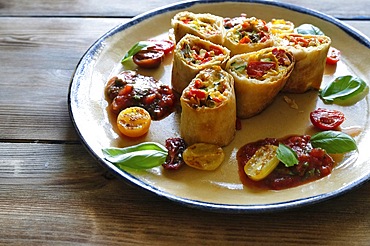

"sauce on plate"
[237,135,336,190]
[105,70,177,120]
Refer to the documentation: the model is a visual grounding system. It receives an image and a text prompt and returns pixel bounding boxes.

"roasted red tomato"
[188,88,207,99]
[133,49,164,68]
[326,47,341,65]
[162,138,187,170]
[310,108,345,130]
[147,39,175,55]
[247,61,276,78]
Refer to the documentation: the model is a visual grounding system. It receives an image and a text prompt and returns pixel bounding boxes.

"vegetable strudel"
[226,47,295,118]
[171,34,230,93]
[180,66,236,146]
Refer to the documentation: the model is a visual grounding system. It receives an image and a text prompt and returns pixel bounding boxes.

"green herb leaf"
[102,142,168,170]
[310,131,357,154]
[121,41,149,64]
[235,65,246,72]
[277,143,299,167]
[320,75,369,105]
[294,24,325,35]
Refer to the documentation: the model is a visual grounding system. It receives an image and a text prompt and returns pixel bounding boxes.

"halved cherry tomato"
[244,144,280,181]
[310,108,345,130]
[147,39,175,55]
[326,47,341,65]
[117,107,151,138]
[183,143,225,171]
[133,49,164,68]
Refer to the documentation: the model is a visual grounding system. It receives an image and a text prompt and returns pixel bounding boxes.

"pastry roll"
[267,19,294,34]
[180,66,236,147]
[223,17,274,56]
[171,34,230,93]
[226,47,295,118]
[274,33,331,93]
[171,11,225,45]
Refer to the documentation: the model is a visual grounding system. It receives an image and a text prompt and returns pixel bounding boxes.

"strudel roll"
[180,66,236,147]
[171,34,230,93]
[223,17,274,56]
[274,33,331,93]
[171,11,225,45]
[226,47,295,118]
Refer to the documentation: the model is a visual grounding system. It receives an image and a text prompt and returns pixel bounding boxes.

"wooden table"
[1,0,369,244]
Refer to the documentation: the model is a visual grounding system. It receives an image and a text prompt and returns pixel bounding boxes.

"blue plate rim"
[68,0,370,213]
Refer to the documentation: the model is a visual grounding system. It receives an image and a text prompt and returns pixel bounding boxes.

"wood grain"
[0,0,369,244]
[0,0,368,19]
[0,18,125,141]
[0,142,369,245]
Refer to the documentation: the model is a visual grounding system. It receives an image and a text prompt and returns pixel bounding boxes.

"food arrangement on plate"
[102,11,368,191]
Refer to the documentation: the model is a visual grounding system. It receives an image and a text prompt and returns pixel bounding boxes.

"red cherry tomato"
[133,49,164,68]
[147,39,175,55]
[326,47,341,65]
[310,108,345,130]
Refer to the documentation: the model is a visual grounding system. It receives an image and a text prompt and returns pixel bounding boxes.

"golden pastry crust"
[171,11,225,45]
[171,34,230,93]
[180,66,236,147]
[226,47,295,118]
[274,33,331,93]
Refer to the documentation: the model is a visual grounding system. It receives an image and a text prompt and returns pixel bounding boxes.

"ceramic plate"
[68,0,370,213]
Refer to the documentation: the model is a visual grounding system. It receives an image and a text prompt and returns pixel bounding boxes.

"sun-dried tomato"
[162,138,187,170]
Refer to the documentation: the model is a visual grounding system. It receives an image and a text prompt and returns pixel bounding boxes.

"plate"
[68,0,370,213]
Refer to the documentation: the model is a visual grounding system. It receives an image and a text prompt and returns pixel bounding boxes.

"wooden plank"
[0,17,369,142]
[346,21,370,38]
[0,1,368,244]
[0,142,369,244]
[0,18,126,141]
[0,0,368,19]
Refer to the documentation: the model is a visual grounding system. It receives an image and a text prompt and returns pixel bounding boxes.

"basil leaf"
[320,75,369,105]
[310,131,357,154]
[294,24,325,35]
[113,150,168,170]
[121,41,149,64]
[102,142,168,170]
[103,142,167,156]
[277,143,299,167]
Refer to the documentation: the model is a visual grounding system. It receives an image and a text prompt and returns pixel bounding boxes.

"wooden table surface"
[1,0,369,245]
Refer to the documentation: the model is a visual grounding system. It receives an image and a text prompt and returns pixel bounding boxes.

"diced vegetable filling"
[183,67,230,108]
[230,48,292,79]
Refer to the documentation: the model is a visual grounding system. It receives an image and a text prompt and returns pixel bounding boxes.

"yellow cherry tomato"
[183,143,225,171]
[116,107,151,138]
[244,145,280,181]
